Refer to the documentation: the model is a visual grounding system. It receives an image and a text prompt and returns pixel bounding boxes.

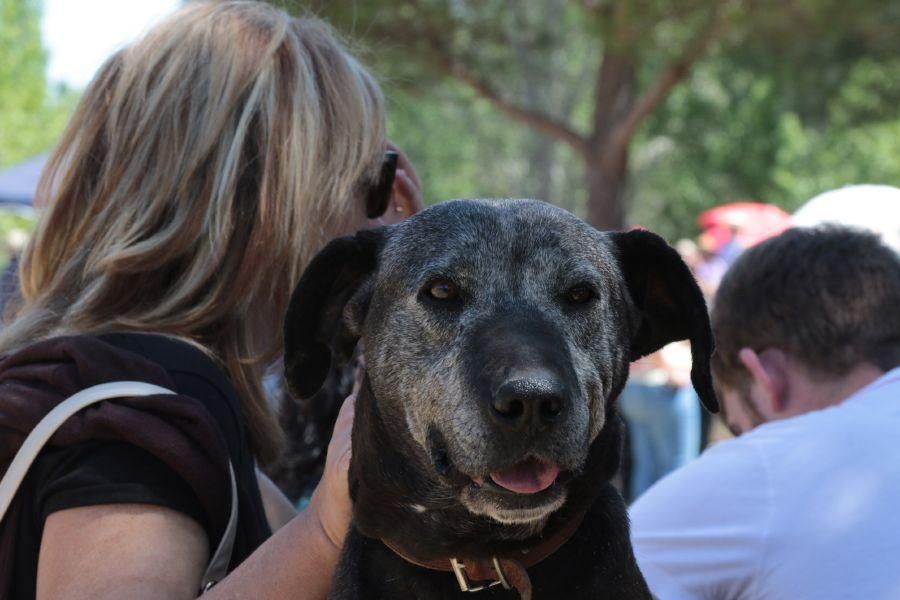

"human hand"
[307,392,355,551]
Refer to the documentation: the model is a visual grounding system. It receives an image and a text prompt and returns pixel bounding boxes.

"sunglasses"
[365,150,399,219]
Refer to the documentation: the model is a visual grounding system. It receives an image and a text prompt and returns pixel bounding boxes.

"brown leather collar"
[381,508,586,600]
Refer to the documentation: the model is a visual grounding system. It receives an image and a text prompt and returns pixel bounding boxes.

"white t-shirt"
[629,367,900,600]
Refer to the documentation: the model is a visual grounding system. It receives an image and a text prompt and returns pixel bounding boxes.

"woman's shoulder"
[97,332,232,393]
[97,332,247,452]
[89,332,273,559]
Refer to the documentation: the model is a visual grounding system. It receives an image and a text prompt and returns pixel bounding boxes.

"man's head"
[711,226,900,435]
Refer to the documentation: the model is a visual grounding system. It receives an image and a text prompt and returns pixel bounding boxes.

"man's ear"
[611,229,719,413]
[738,347,788,417]
[283,228,384,399]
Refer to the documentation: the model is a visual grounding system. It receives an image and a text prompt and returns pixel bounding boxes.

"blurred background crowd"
[1,0,898,504]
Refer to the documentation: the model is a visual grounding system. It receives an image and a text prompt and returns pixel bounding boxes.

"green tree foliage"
[633,37,900,240]
[0,0,75,168]
[386,83,587,215]
[283,1,900,238]
[292,0,753,230]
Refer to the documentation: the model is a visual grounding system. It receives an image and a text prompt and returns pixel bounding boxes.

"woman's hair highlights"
[1,1,386,463]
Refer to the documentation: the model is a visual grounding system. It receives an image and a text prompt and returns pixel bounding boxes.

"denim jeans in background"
[619,382,701,502]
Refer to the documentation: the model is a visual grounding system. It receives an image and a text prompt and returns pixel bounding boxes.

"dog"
[284,199,718,599]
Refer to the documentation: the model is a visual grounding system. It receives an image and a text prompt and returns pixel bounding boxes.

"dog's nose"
[491,375,565,434]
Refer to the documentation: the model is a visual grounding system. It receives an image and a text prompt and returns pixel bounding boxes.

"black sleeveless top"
[9,333,272,599]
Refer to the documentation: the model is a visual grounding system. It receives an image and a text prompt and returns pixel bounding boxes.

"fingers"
[328,394,355,454]
[351,365,366,397]
[312,393,355,549]
[327,396,354,480]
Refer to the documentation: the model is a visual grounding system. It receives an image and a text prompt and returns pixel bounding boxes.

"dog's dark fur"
[284,200,717,599]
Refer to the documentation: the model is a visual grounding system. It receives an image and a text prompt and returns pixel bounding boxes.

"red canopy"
[698,202,791,249]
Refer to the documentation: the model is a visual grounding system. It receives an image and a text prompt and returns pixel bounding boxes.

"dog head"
[285,199,716,528]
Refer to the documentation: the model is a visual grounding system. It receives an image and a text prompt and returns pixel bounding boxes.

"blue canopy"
[0,154,47,207]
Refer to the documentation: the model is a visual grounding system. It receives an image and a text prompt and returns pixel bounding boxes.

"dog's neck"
[347,376,623,562]
[380,506,587,600]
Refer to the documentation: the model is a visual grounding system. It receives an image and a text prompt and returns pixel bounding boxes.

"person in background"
[0,3,422,599]
[618,342,701,502]
[694,231,731,293]
[619,237,708,502]
[0,229,28,320]
[629,226,900,599]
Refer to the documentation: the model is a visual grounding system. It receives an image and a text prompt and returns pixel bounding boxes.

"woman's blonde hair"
[0,1,386,463]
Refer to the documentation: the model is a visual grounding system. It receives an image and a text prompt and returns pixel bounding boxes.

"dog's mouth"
[427,428,573,525]
[474,457,561,494]
[464,467,569,527]
[464,458,571,526]
[428,428,569,490]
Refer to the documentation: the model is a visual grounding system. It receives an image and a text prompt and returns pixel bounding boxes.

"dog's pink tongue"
[489,459,560,494]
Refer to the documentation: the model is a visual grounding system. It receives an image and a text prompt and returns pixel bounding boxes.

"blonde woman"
[0,2,422,599]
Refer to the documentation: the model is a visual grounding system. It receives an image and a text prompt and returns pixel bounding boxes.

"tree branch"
[566,0,616,35]
[571,0,610,17]
[610,3,734,150]
[434,52,587,155]
[408,4,588,155]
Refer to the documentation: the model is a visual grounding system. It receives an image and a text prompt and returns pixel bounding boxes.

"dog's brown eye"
[565,284,594,304]
[428,280,458,300]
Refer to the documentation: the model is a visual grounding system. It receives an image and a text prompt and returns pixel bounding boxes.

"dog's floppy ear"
[610,229,719,413]
[283,229,383,399]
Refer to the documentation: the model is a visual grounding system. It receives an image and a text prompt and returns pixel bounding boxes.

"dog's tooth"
[410,504,427,513]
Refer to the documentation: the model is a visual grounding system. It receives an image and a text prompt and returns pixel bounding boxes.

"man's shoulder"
[629,370,900,600]
[630,435,767,524]
[628,437,771,599]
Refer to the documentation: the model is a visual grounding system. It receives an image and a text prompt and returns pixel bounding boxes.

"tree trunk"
[584,146,629,231]
[526,132,556,202]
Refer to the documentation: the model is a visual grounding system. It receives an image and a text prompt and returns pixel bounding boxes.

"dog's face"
[285,200,716,528]
[360,201,636,525]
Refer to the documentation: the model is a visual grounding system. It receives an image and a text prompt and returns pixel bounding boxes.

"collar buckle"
[450,557,512,593]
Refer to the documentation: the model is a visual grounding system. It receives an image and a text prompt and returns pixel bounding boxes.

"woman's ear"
[374,146,424,226]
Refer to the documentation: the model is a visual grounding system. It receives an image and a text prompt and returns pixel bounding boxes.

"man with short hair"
[629,226,900,599]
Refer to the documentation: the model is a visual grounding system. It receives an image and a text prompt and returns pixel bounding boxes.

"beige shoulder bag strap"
[0,381,238,594]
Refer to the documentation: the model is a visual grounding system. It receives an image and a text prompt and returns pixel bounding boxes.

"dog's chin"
[459,479,569,531]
